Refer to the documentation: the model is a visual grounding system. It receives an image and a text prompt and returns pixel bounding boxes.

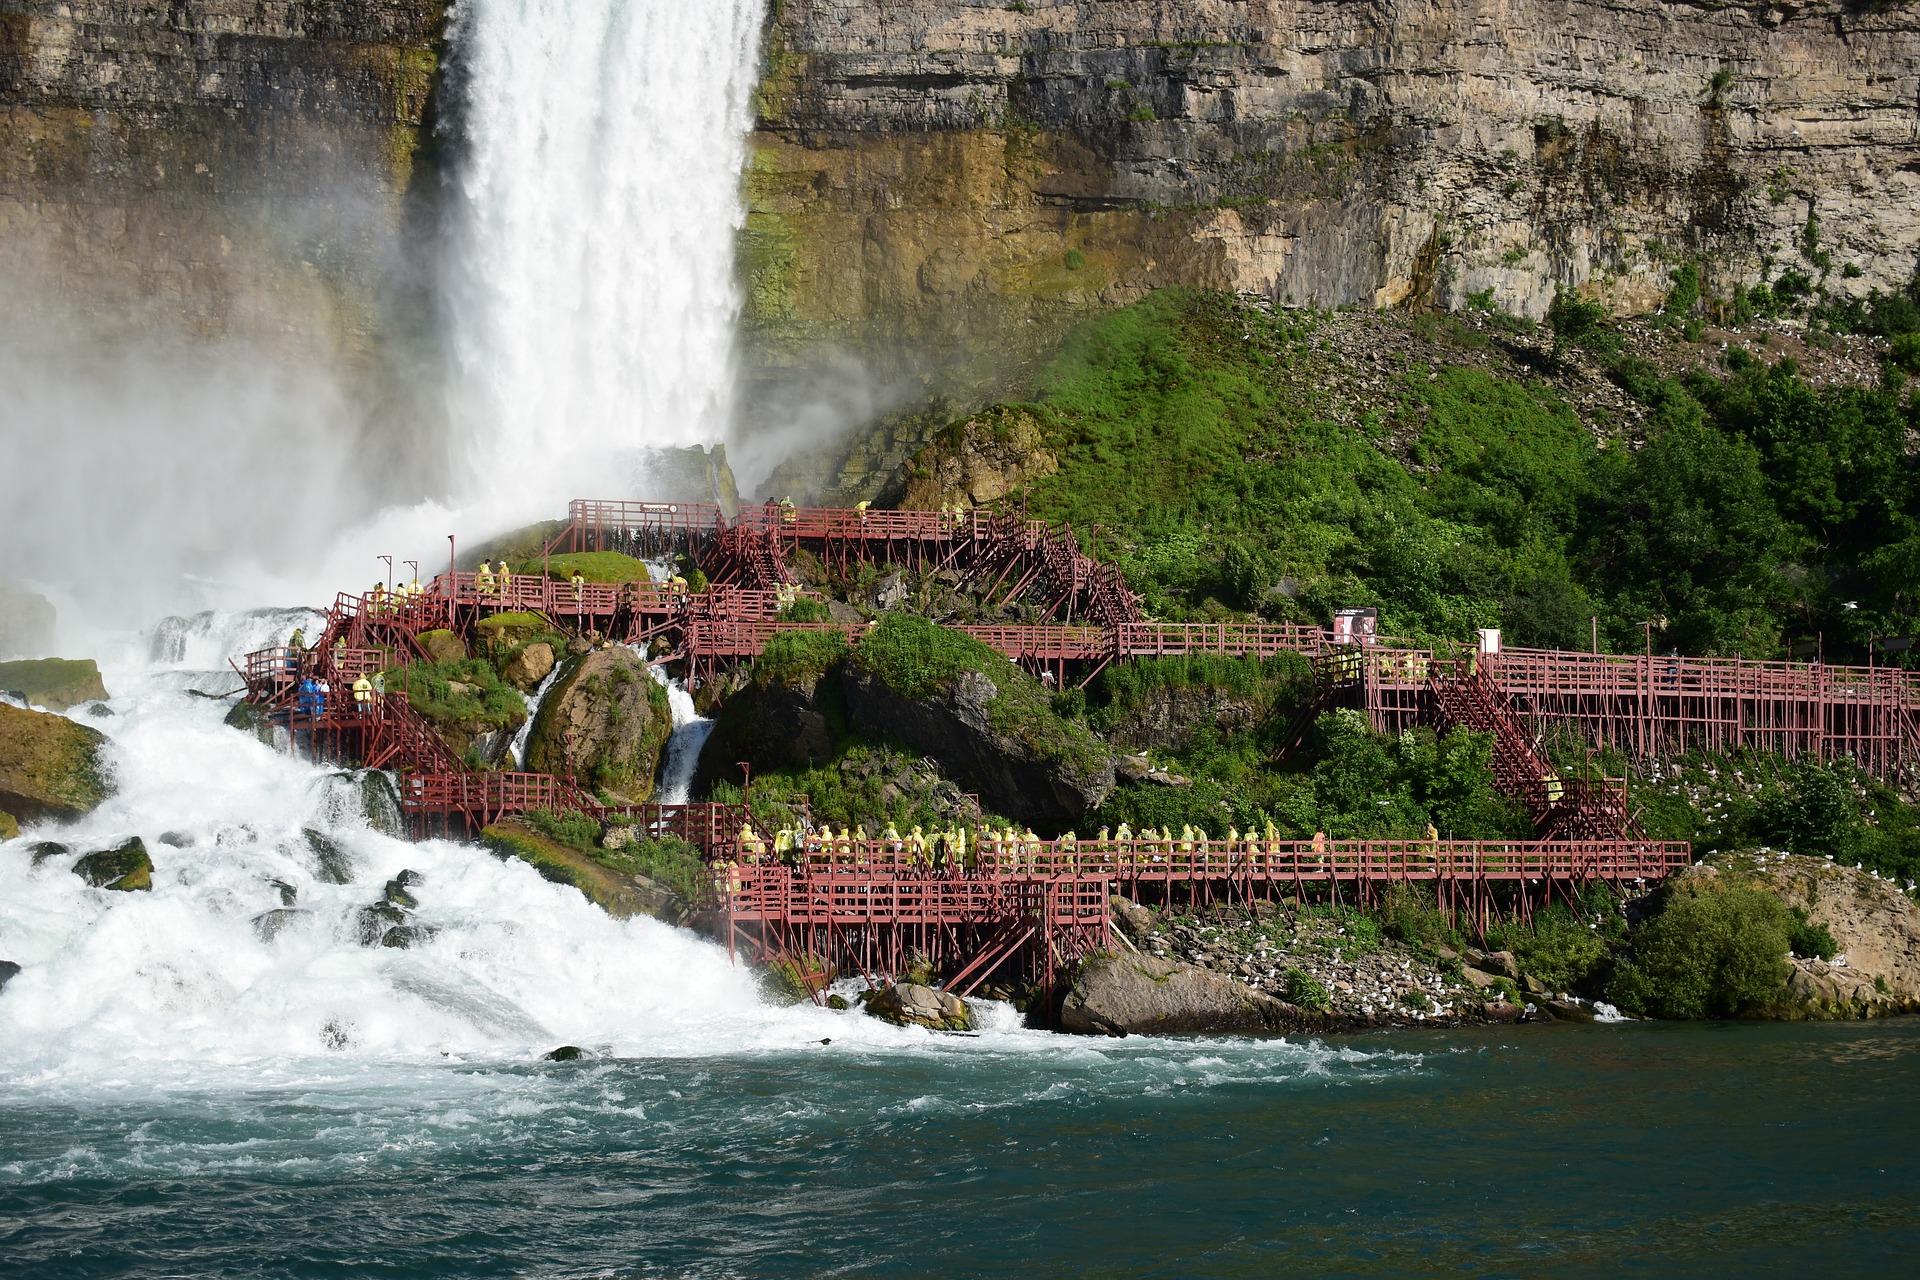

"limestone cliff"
[744,0,1920,496]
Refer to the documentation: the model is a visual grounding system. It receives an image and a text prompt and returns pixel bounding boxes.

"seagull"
[1842,601,1859,610]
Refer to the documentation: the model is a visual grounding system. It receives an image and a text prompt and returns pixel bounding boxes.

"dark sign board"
[1789,640,1820,657]
[1882,636,1914,654]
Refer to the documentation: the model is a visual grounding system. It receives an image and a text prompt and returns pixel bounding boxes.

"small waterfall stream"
[650,667,714,806]
[509,664,564,771]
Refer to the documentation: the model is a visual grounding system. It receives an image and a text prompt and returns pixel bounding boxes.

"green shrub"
[385,657,526,730]
[1283,966,1332,1011]
[1379,883,1462,954]
[854,613,999,699]
[754,628,848,687]
[1486,901,1612,994]
[524,808,602,854]
[778,597,833,623]
[596,835,708,900]
[1787,907,1838,961]
[1607,877,1791,1018]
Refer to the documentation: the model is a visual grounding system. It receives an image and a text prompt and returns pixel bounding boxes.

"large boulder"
[0,960,20,992]
[525,648,672,801]
[0,811,17,841]
[841,653,1112,830]
[482,818,690,924]
[0,658,108,712]
[73,837,152,891]
[499,641,556,692]
[1713,852,1920,1014]
[1061,954,1297,1036]
[416,629,467,665]
[866,982,974,1031]
[0,701,109,822]
[699,655,841,787]
[900,406,1060,511]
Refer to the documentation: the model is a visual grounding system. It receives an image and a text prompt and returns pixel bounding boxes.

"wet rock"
[223,699,275,745]
[0,658,109,712]
[826,994,851,1011]
[866,981,974,1031]
[359,772,404,839]
[383,871,421,910]
[269,878,298,906]
[544,1045,587,1062]
[0,701,110,822]
[900,406,1059,511]
[1523,974,1549,996]
[73,838,152,891]
[500,641,556,692]
[304,829,356,884]
[525,648,672,802]
[27,841,70,866]
[0,811,15,841]
[482,818,689,925]
[1547,999,1596,1022]
[1460,967,1504,991]
[158,831,193,848]
[379,923,438,949]
[700,662,840,781]
[1481,1001,1522,1023]
[1061,954,1295,1037]
[252,908,307,942]
[0,960,20,993]
[355,901,407,945]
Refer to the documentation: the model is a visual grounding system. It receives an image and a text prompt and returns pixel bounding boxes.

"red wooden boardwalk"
[221,494,1920,992]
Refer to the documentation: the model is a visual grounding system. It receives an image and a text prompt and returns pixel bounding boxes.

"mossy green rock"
[0,658,107,713]
[0,811,17,841]
[481,818,689,924]
[0,701,110,821]
[74,837,152,892]
[416,629,467,665]
[519,552,653,584]
[525,648,671,802]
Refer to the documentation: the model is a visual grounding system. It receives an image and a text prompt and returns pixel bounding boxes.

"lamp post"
[379,555,393,594]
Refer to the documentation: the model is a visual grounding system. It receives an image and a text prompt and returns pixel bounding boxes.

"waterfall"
[509,663,564,771]
[0,612,839,1079]
[650,667,715,806]
[445,0,768,513]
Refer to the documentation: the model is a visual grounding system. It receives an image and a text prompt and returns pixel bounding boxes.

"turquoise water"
[3,1019,1916,1277]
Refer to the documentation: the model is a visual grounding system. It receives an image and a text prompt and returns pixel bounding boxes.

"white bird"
[1842,601,1859,610]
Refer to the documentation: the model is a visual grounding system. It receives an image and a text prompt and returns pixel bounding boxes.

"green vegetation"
[517,551,654,583]
[777,597,833,623]
[384,656,526,731]
[753,627,847,687]
[984,289,1917,660]
[1608,876,1793,1019]
[1282,966,1332,1011]
[1788,907,1839,962]
[596,830,708,900]
[853,612,1000,699]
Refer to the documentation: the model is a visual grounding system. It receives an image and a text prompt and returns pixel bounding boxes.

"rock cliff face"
[1,1,445,341]
[745,0,1920,492]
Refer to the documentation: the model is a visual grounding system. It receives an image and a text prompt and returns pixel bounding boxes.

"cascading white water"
[0,613,899,1082]
[650,668,715,806]
[445,0,767,515]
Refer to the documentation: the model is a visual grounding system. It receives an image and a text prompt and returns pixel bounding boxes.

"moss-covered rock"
[481,818,692,923]
[73,837,152,891]
[844,615,1113,830]
[0,702,110,822]
[473,612,551,655]
[865,981,974,1031]
[0,658,108,712]
[515,552,654,584]
[416,629,467,665]
[0,811,17,841]
[524,648,671,801]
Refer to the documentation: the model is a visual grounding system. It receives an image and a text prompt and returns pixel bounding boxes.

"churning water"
[444,0,767,514]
